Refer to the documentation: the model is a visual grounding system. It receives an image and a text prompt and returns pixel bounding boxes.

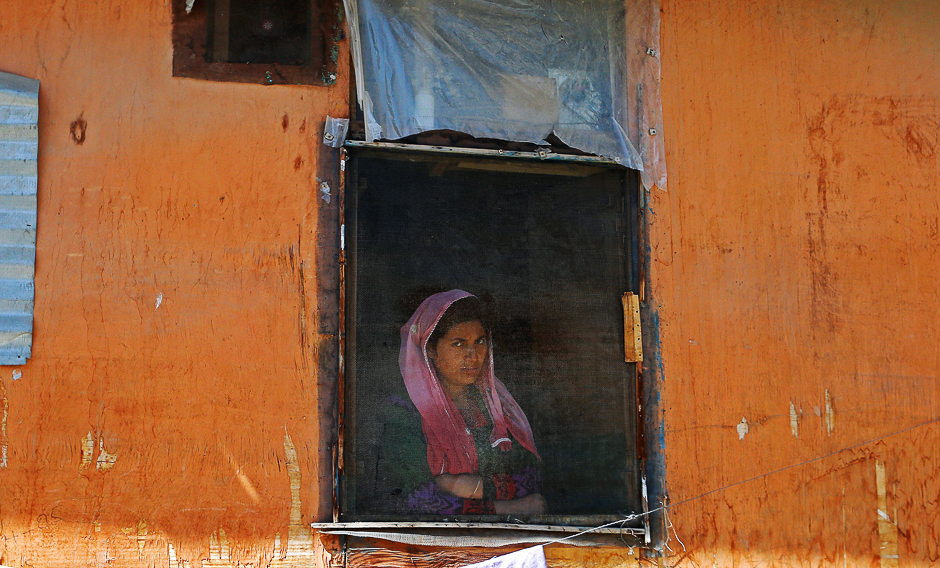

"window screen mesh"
[344,154,640,522]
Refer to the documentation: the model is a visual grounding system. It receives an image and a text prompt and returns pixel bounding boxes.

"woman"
[376,290,546,516]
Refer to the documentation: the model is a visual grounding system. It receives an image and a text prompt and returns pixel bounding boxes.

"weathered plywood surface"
[652,0,940,565]
[345,542,640,568]
[3,0,940,566]
[0,0,349,566]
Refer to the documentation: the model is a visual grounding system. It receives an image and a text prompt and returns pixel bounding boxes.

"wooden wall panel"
[653,0,940,565]
[0,1,348,566]
[1,0,939,566]
[344,542,640,568]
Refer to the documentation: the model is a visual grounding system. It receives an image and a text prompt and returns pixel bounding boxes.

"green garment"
[375,387,539,509]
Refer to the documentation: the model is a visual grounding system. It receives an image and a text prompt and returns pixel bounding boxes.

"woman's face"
[428,320,488,394]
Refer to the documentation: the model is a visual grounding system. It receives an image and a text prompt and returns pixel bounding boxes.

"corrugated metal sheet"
[0,72,38,365]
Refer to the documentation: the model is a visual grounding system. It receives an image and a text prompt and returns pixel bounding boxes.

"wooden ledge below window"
[311,521,645,548]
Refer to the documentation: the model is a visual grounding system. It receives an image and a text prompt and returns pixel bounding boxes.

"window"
[338,145,644,535]
[171,0,343,85]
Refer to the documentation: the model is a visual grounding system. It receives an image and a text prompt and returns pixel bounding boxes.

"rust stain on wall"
[69,114,87,145]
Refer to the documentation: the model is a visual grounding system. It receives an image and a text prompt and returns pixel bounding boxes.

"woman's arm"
[437,469,546,516]
[434,473,484,499]
[378,398,495,515]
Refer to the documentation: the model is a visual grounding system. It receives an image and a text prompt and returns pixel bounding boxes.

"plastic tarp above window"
[344,0,666,188]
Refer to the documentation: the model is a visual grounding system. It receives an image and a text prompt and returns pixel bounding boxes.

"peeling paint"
[284,434,302,527]
[80,431,94,470]
[736,417,748,440]
[11,369,20,380]
[825,389,835,435]
[272,432,315,566]
[208,528,230,562]
[136,520,148,555]
[318,180,332,203]
[97,436,117,470]
[789,401,799,437]
[155,292,163,309]
[0,377,7,468]
[875,460,899,567]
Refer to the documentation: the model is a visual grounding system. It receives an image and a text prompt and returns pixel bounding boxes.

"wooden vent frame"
[171,0,343,86]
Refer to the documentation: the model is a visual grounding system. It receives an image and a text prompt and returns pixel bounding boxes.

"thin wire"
[549,515,643,544]
[545,414,940,545]
[664,506,685,552]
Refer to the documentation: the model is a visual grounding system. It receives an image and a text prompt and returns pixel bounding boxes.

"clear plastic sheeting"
[344,0,666,188]
[323,115,350,147]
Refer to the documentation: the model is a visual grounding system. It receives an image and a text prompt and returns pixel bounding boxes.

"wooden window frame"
[317,142,654,547]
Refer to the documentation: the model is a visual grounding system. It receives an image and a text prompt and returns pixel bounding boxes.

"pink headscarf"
[399,290,539,476]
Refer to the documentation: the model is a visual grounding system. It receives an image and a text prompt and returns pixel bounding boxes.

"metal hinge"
[622,292,643,362]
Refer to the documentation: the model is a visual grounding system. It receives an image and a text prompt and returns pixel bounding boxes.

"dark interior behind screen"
[346,154,640,521]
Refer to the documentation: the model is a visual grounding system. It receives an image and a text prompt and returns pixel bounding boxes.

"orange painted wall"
[2,0,939,566]
[0,1,348,566]
[654,0,940,565]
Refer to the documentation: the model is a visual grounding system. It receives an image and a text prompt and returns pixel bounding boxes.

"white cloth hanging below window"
[463,545,547,568]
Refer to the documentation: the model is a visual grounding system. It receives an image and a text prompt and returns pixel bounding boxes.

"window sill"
[311,521,645,548]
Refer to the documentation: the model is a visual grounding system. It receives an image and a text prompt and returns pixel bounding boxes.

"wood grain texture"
[2,0,940,566]
[652,0,940,565]
[346,544,639,568]
[0,0,349,566]
[623,292,643,362]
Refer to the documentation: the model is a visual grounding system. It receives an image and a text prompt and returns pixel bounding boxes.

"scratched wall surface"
[3,0,940,567]
[653,0,940,566]
[0,1,348,566]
